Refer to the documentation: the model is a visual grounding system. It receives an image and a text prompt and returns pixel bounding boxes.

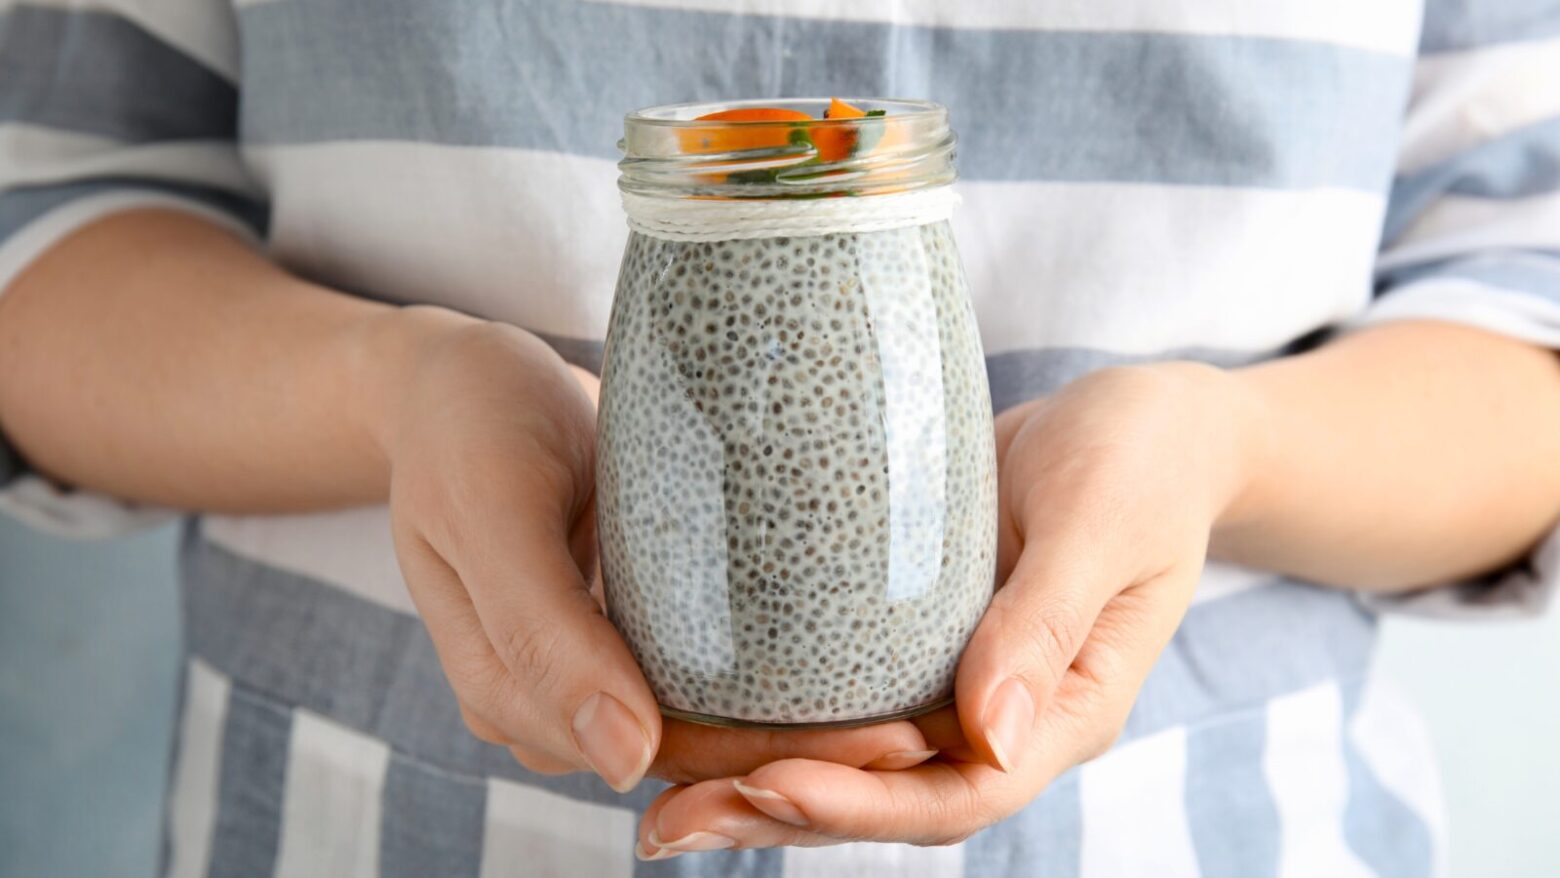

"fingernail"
[649,830,736,852]
[571,691,653,793]
[982,677,1035,773]
[635,840,679,861]
[865,748,939,771]
[733,780,808,827]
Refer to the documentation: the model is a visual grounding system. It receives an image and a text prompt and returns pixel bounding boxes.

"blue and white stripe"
[170,526,1445,877]
[3,0,1556,873]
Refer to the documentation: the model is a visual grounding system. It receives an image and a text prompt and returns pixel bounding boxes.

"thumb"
[473,510,662,790]
[953,537,1117,773]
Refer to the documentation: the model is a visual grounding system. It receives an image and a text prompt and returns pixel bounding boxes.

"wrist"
[346,304,484,478]
[1190,363,1274,544]
[1133,360,1268,533]
[350,308,599,500]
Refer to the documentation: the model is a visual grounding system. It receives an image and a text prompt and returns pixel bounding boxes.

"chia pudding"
[597,221,998,726]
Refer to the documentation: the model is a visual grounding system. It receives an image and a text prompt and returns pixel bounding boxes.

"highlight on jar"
[597,98,999,729]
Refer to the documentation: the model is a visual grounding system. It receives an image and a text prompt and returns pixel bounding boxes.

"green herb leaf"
[726,168,781,185]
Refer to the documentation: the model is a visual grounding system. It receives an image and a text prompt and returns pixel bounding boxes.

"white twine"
[621,187,959,242]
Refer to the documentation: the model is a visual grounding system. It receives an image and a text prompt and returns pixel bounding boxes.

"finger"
[635,785,685,861]
[1048,570,1199,759]
[708,591,1191,852]
[651,718,934,784]
[456,501,660,792]
[955,532,1120,773]
[721,758,1025,847]
[404,476,661,792]
[392,529,524,749]
[457,699,509,745]
[909,706,981,763]
[646,778,838,854]
[394,533,594,777]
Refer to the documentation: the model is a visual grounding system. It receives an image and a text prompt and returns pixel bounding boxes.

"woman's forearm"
[1213,320,1560,591]
[0,208,474,512]
[6,211,1555,591]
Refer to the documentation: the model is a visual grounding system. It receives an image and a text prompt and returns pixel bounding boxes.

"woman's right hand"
[377,311,933,793]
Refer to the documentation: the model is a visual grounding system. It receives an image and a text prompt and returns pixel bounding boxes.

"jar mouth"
[624,97,945,126]
[619,97,956,200]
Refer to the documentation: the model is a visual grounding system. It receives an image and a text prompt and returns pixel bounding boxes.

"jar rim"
[624,97,947,128]
[618,97,956,201]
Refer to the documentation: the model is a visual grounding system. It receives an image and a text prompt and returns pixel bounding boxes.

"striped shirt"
[3,0,1560,875]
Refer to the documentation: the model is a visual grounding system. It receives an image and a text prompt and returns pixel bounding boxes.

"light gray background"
[1,515,1556,877]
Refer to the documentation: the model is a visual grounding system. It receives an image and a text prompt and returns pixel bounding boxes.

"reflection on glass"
[859,235,948,603]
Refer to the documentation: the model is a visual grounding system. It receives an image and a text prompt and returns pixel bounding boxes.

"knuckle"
[500,622,570,692]
[999,595,1087,685]
[1051,672,1127,763]
[1065,698,1127,763]
[458,704,508,745]
[910,773,987,845]
[442,652,511,723]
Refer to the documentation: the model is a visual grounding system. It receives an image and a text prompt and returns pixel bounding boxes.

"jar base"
[660,696,954,731]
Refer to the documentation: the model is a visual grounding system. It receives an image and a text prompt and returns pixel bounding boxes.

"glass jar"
[597,98,997,728]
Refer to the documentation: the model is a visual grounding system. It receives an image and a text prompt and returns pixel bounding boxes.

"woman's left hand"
[635,363,1256,858]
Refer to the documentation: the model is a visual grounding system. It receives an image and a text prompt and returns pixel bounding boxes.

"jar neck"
[618,98,956,202]
[619,186,959,242]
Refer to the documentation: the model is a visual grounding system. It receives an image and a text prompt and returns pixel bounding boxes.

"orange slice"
[679,107,814,154]
[812,98,869,161]
[676,100,908,192]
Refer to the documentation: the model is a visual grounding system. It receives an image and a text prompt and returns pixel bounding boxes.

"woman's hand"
[378,313,933,793]
[634,363,1254,855]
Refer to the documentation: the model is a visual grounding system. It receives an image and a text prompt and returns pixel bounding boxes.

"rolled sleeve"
[0,0,266,537]
[1361,528,1559,620]
[1354,0,1560,616]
